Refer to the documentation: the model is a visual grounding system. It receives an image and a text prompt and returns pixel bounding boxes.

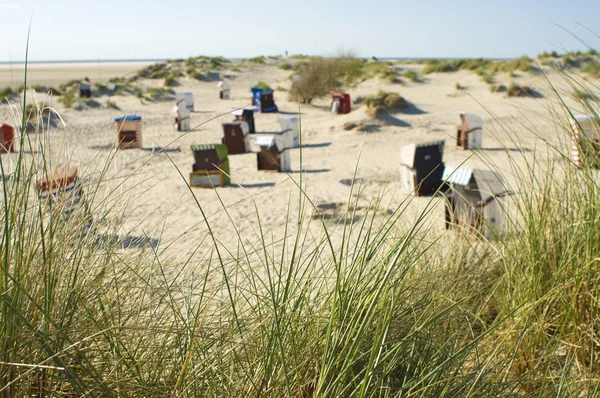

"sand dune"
[0,60,589,261]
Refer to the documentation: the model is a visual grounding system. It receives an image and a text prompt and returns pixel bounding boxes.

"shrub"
[248,56,266,65]
[572,88,597,101]
[364,91,406,109]
[164,77,178,87]
[105,99,119,109]
[253,81,272,91]
[136,62,170,79]
[581,61,600,78]
[278,62,293,70]
[58,91,76,108]
[342,122,357,130]
[114,84,143,97]
[145,87,175,101]
[363,62,397,82]
[422,60,456,74]
[363,91,406,118]
[539,50,560,58]
[289,56,364,103]
[1,86,15,99]
[562,55,578,67]
[455,82,464,90]
[480,72,495,84]
[365,105,387,119]
[489,84,507,93]
[506,82,534,97]
[404,70,420,82]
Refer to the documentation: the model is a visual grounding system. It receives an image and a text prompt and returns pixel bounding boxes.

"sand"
[0,61,154,88]
[0,60,589,263]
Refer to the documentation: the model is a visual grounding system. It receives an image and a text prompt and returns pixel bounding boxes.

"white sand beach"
[0,59,588,261]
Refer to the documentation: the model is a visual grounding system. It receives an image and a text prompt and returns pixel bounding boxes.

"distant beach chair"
[189,144,230,187]
[222,121,250,154]
[251,88,278,113]
[570,114,600,168]
[172,100,191,132]
[36,167,93,229]
[400,140,446,196]
[115,115,142,149]
[232,108,255,134]
[218,81,231,100]
[79,83,92,98]
[442,166,507,238]
[456,113,482,150]
[175,92,194,112]
[0,124,15,153]
[330,92,351,114]
[277,115,299,148]
[255,134,291,172]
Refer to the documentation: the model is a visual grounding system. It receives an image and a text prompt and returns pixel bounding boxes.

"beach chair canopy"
[37,167,79,193]
[115,115,141,122]
[400,140,445,169]
[460,113,483,132]
[443,166,506,202]
[571,114,600,141]
[191,144,229,162]
[255,135,277,148]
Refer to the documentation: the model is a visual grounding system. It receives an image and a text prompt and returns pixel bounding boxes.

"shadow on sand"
[479,147,532,152]
[301,142,331,148]
[96,234,160,249]
[230,182,277,189]
[289,169,331,174]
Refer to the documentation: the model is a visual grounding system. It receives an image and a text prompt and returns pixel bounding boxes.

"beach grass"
[1,54,600,396]
[403,70,420,82]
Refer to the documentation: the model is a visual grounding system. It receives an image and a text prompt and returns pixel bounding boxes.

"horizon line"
[0,56,521,65]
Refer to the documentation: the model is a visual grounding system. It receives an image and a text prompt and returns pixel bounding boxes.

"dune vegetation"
[1,53,600,396]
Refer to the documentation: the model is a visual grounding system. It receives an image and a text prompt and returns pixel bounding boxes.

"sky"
[0,0,599,62]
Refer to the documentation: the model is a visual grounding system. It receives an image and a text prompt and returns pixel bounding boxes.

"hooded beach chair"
[400,140,446,196]
[442,166,507,238]
[222,121,250,154]
[456,113,483,150]
[189,144,230,187]
[115,115,142,149]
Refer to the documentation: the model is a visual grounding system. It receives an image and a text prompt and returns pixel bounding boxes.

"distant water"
[0,59,166,65]
[0,56,511,65]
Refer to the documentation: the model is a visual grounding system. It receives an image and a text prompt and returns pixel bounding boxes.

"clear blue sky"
[1,0,598,61]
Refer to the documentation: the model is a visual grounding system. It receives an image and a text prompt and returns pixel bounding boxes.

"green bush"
[1,86,16,99]
[136,62,170,79]
[403,70,420,82]
[58,91,76,108]
[363,62,397,83]
[489,84,507,93]
[506,82,535,97]
[289,56,365,103]
[539,50,560,58]
[145,87,175,101]
[105,99,119,109]
[455,82,464,90]
[253,81,272,91]
[422,60,456,74]
[248,56,266,65]
[278,62,293,70]
[363,91,406,118]
[581,61,600,78]
[480,72,495,84]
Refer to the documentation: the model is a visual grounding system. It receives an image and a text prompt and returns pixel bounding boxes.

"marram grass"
[0,59,600,397]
